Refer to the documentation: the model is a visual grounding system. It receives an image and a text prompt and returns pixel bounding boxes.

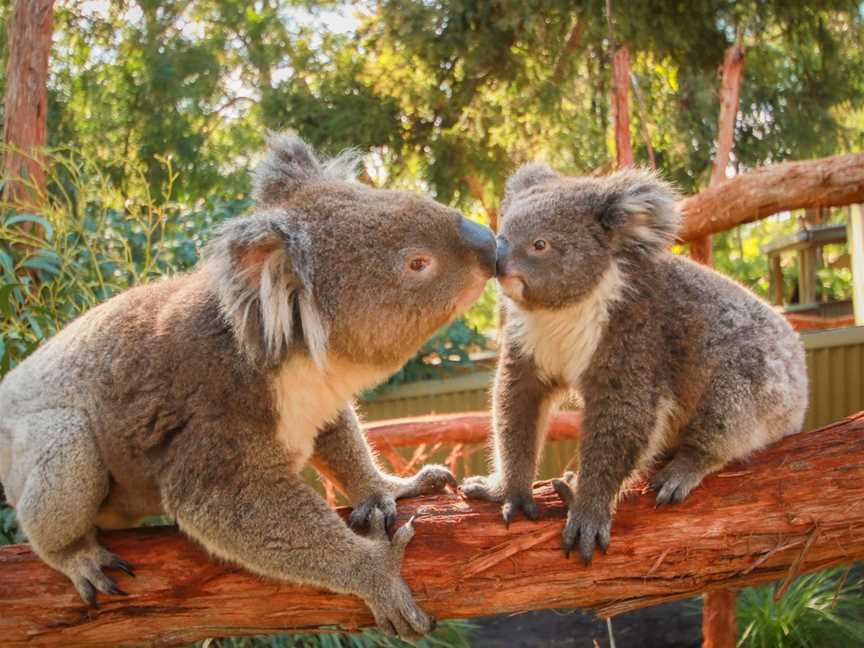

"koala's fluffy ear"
[598,169,682,255]
[251,132,361,206]
[204,215,328,369]
[505,163,558,197]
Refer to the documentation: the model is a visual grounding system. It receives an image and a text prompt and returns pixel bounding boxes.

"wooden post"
[691,41,745,267]
[849,205,864,325]
[2,0,55,203]
[703,589,738,648]
[798,247,817,306]
[769,254,784,305]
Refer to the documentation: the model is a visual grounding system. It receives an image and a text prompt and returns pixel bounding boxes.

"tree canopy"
[1,0,860,206]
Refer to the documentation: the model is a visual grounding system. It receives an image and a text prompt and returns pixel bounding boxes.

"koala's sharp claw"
[552,479,572,506]
[524,498,539,521]
[109,557,136,578]
[107,582,128,596]
[502,504,513,528]
[80,580,98,609]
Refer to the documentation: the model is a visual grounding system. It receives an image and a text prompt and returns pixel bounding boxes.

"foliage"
[737,567,864,648]
[370,317,490,394]
[198,619,475,648]
[0,147,250,374]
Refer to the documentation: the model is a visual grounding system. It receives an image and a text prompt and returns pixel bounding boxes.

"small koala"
[462,163,808,564]
[0,135,496,638]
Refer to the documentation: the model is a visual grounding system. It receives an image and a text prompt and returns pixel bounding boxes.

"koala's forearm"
[491,343,557,491]
[160,442,382,596]
[313,408,401,502]
[576,403,656,511]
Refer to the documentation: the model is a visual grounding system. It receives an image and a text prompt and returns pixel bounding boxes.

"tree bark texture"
[2,0,54,203]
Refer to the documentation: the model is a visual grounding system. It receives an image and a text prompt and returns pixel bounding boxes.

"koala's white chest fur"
[509,264,625,386]
[271,356,387,469]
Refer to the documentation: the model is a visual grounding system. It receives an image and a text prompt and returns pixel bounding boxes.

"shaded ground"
[470,599,702,647]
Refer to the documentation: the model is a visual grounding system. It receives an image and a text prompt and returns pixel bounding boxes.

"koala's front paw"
[460,474,538,527]
[349,493,398,533]
[552,472,611,566]
[363,511,436,640]
[350,465,457,534]
[399,464,458,498]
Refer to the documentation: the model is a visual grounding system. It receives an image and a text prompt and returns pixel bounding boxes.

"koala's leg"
[552,393,656,565]
[161,438,434,639]
[313,407,456,532]
[461,344,556,525]
[650,387,752,506]
[13,409,134,607]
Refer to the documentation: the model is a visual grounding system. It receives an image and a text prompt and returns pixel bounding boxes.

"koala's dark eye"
[409,257,430,272]
[532,239,548,252]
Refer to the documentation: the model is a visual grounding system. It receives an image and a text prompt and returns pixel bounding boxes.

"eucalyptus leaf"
[5,214,54,242]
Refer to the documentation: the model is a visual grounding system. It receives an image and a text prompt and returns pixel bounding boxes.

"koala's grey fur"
[0,135,495,638]
[462,165,808,565]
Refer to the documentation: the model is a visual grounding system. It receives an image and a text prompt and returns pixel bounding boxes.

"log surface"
[2,413,864,647]
[679,152,864,241]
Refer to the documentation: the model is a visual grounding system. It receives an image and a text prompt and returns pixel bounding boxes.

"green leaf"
[22,257,60,276]
[0,249,14,278]
[4,214,54,241]
[0,283,19,317]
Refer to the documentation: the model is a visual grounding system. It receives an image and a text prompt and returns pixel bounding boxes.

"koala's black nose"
[495,237,509,277]
[458,216,496,276]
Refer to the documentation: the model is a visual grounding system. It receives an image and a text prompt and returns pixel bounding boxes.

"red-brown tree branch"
[2,0,54,203]
[679,152,864,242]
[365,411,582,448]
[2,413,864,647]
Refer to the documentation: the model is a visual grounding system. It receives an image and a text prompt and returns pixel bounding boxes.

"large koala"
[0,135,496,638]
[462,164,808,564]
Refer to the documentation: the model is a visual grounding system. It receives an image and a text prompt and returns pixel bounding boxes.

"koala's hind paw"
[461,474,538,527]
[363,512,436,639]
[650,462,706,506]
[553,474,611,566]
[65,549,134,608]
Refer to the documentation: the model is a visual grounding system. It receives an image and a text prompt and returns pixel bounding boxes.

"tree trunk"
[690,42,745,267]
[2,413,863,647]
[612,46,634,168]
[678,153,864,242]
[2,0,54,203]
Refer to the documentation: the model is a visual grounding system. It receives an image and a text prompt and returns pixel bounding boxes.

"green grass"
[737,567,864,648]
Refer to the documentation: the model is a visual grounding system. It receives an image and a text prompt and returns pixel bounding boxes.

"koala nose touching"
[457,214,497,277]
